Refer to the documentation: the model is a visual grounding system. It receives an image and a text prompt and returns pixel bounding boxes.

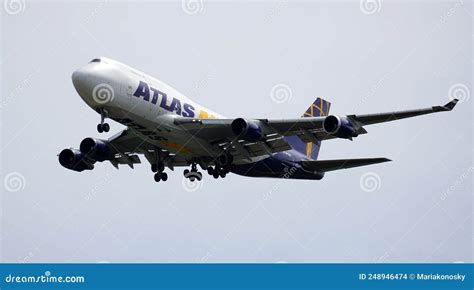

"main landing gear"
[207,154,234,179]
[207,165,230,179]
[97,109,110,133]
[180,155,235,182]
[183,163,202,182]
[151,162,168,182]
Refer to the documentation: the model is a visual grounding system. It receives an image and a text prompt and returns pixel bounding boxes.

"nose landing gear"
[97,109,110,133]
[97,123,110,133]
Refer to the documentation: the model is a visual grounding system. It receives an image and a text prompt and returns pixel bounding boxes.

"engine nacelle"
[231,118,263,142]
[79,137,110,162]
[58,148,94,172]
[323,115,358,139]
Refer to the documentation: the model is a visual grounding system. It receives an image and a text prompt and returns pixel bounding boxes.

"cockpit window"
[89,58,101,63]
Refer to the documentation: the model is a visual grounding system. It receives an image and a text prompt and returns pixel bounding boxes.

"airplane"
[59,57,459,182]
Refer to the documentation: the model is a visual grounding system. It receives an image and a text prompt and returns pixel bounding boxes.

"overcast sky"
[1,0,472,263]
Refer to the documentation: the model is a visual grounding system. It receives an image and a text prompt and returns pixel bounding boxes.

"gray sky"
[1,0,472,263]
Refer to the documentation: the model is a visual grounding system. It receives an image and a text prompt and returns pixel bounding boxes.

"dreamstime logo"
[1,70,36,110]
[182,172,203,192]
[182,0,204,15]
[440,166,473,201]
[3,171,26,192]
[83,0,107,25]
[17,251,34,263]
[263,165,297,201]
[282,165,297,177]
[374,251,390,263]
[270,83,292,104]
[92,83,114,104]
[360,0,381,15]
[3,0,26,15]
[4,270,85,284]
[359,172,381,192]
[439,0,464,26]
[263,0,286,24]
[198,251,213,263]
[448,83,470,103]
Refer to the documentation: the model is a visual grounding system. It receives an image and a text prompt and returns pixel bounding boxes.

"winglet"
[443,99,459,111]
[432,99,459,112]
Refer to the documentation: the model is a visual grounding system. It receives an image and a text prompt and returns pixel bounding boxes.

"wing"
[172,118,292,161]
[173,99,459,152]
[347,99,459,126]
[104,129,189,169]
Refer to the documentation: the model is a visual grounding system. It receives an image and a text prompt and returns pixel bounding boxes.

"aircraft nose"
[72,62,118,108]
[71,67,92,102]
[72,68,87,88]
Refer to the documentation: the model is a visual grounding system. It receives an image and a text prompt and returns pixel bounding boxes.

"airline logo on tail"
[283,97,331,160]
[302,98,331,159]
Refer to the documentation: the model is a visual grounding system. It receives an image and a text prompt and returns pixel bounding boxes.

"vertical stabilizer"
[284,97,331,160]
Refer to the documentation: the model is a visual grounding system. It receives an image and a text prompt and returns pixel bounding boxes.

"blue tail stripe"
[284,97,331,160]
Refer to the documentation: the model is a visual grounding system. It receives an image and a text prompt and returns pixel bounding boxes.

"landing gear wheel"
[219,171,226,178]
[184,169,190,176]
[160,172,168,181]
[151,164,158,172]
[207,167,214,175]
[213,172,219,179]
[196,172,203,181]
[97,109,109,133]
[154,173,161,182]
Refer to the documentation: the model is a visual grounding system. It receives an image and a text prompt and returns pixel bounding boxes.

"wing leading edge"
[348,99,459,126]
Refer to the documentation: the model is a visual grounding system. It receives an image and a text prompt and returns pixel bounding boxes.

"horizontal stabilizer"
[302,157,391,172]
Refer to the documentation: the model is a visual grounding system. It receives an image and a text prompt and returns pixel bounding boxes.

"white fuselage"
[71,57,262,163]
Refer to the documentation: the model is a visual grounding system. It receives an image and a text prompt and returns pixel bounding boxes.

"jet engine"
[323,115,358,139]
[231,118,263,142]
[58,148,94,172]
[79,137,110,162]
